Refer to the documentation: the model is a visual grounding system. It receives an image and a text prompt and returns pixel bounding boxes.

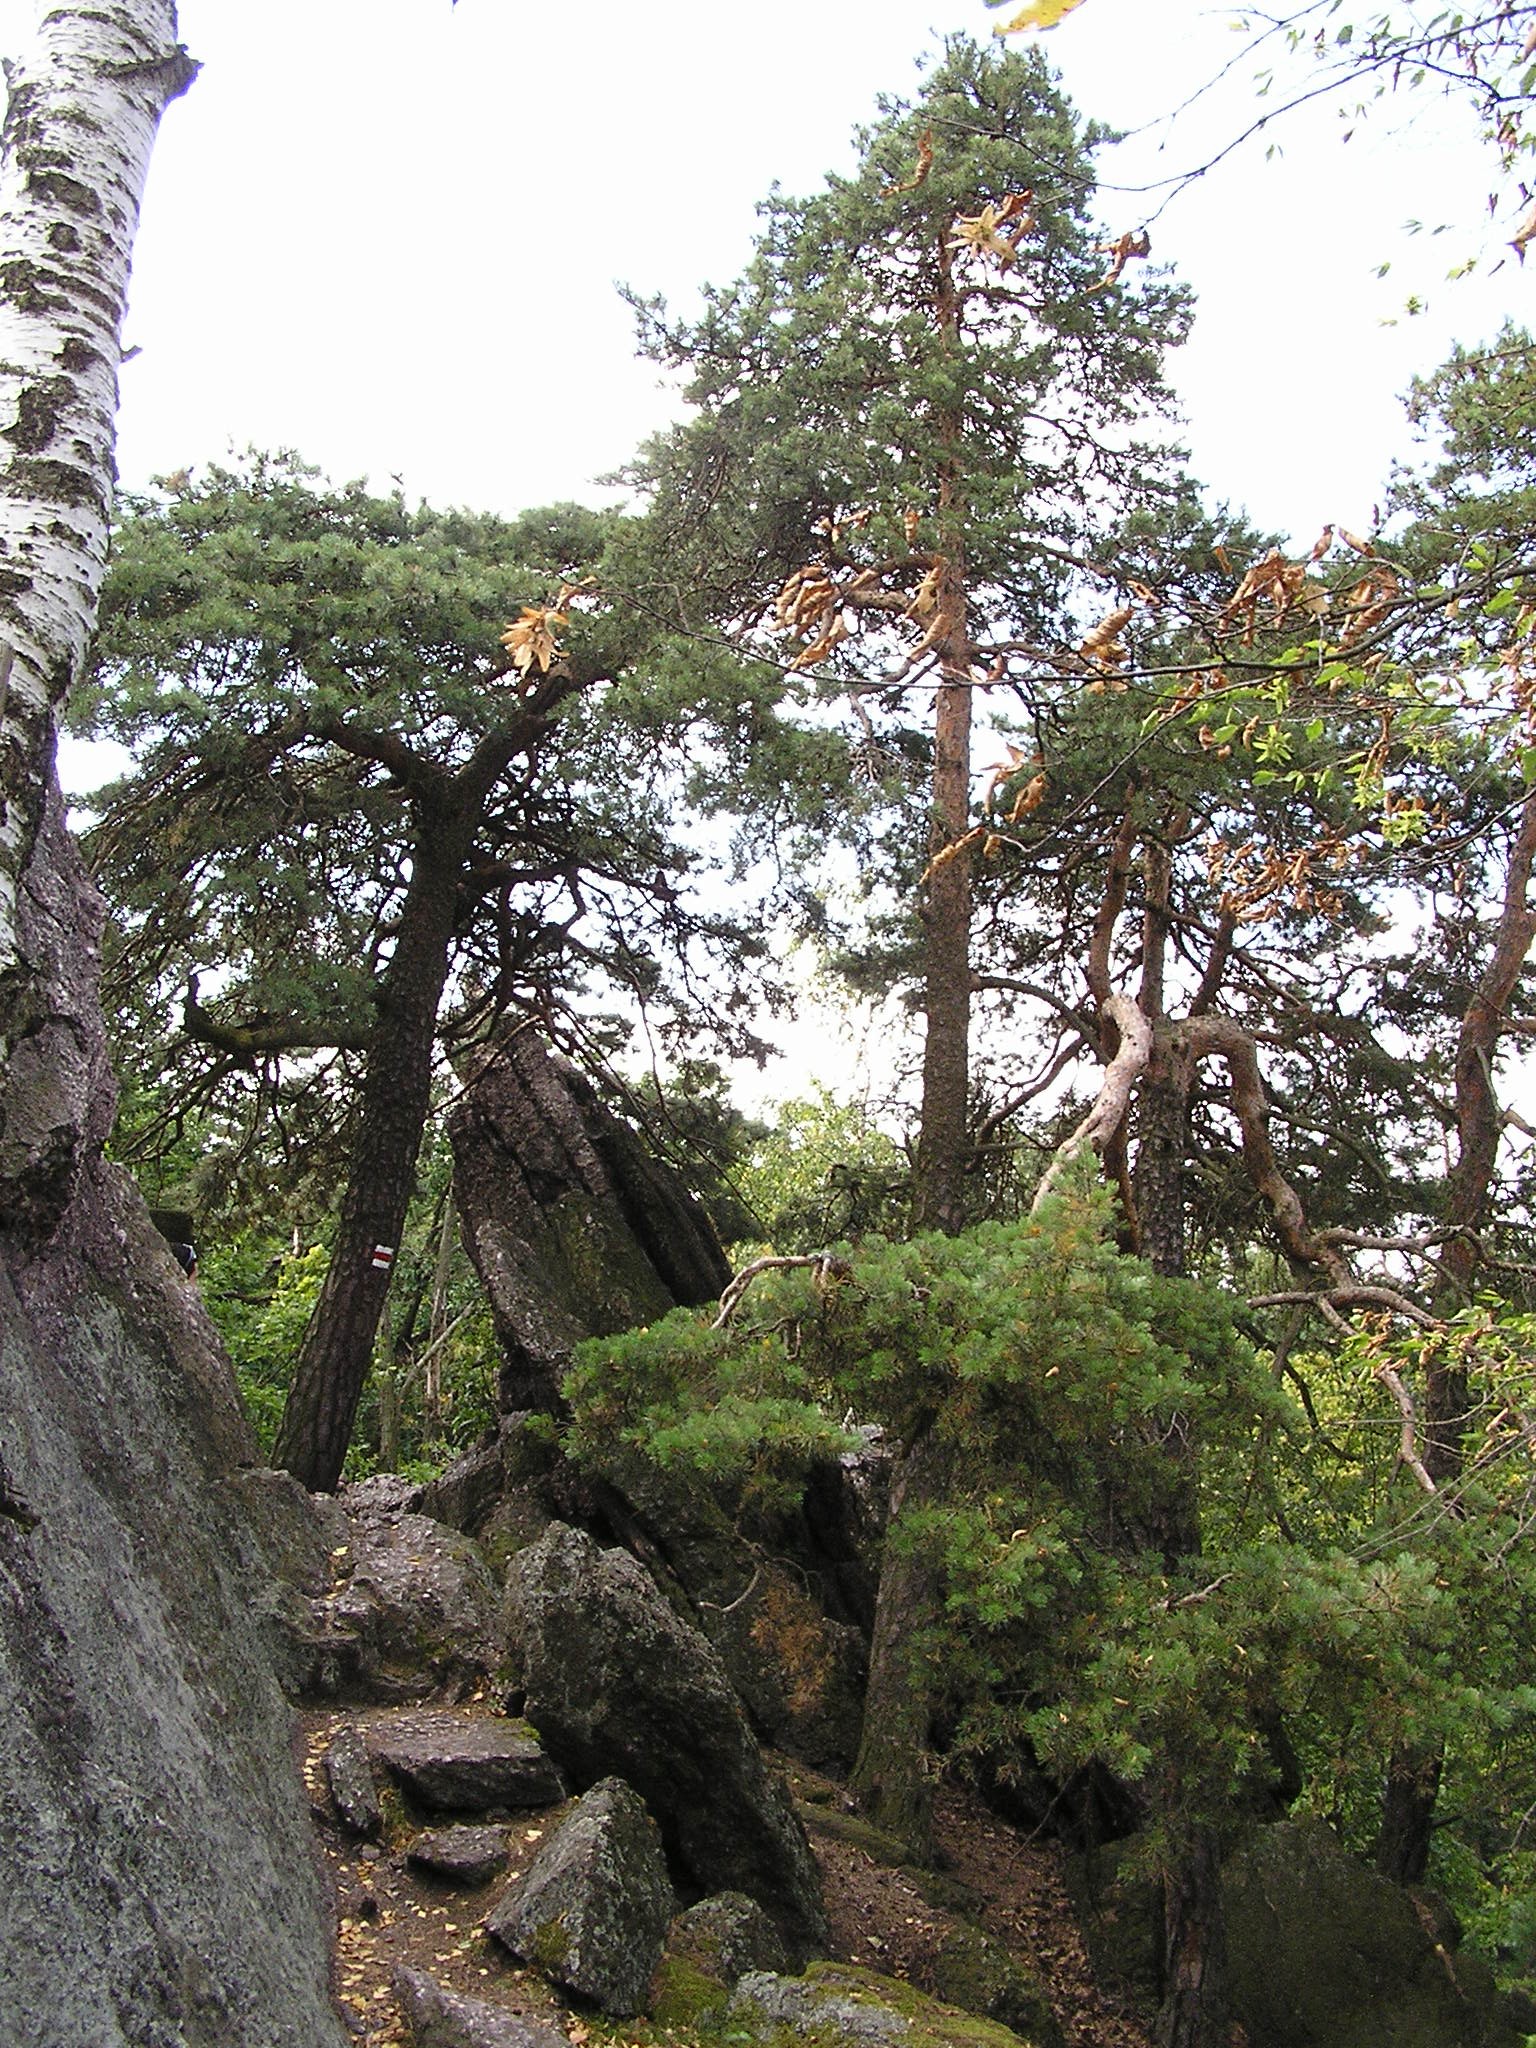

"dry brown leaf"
[1085,228,1150,294]
[884,127,935,196]
[500,605,567,676]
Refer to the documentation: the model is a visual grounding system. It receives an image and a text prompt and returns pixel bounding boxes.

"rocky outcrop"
[485,1776,675,2016]
[448,1032,730,1413]
[234,1469,502,1701]
[504,1521,830,1961]
[0,1154,345,2046]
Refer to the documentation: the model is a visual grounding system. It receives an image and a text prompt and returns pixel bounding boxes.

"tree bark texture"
[1154,1819,1231,2048]
[850,1425,950,1860]
[911,251,974,1238]
[0,8,194,1038]
[914,662,973,1235]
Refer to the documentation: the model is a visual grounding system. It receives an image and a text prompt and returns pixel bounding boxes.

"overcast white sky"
[7,0,1527,1106]
[17,0,1519,544]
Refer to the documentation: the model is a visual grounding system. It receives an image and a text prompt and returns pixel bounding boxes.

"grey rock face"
[367,1710,566,1813]
[0,1156,345,2047]
[504,1522,830,1962]
[407,1826,512,1886]
[485,1777,675,2017]
[393,1964,568,2048]
[327,1724,384,1838]
[321,1493,502,1701]
[668,1892,790,1984]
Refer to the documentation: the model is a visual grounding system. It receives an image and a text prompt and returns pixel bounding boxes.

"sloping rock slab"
[394,1964,566,2048]
[504,1522,829,1962]
[485,1776,674,2017]
[366,1711,565,1813]
[450,1032,729,1415]
[407,1826,510,1887]
[730,1963,1041,2048]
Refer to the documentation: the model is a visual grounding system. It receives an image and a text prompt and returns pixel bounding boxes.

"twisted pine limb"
[713,1252,848,1329]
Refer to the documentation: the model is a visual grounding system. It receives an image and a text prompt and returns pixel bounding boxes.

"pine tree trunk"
[273,797,470,1490]
[1133,1026,1194,1280]
[1155,1820,1230,2048]
[850,1425,949,1859]
[913,663,973,1235]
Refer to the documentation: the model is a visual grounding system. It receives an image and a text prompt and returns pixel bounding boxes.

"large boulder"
[1222,1819,1523,2048]
[235,1469,502,1701]
[448,1032,730,1414]
[504,1521,830,1962]
[485,1776,675,2016]
[0,1151,345,2045]
[1072,1819,1525,2048]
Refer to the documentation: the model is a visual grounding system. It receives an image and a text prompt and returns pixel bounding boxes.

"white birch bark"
[0,1,194,999]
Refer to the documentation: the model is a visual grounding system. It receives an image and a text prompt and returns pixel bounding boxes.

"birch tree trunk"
[0,13,347,2043]
[0,3,193,1234]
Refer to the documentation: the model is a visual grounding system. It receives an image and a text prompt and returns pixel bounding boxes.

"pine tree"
[625,34,1190,1234]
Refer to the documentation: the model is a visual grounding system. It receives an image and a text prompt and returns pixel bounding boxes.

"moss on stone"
[649,1956,731,2029]
[527,1913,572,1976]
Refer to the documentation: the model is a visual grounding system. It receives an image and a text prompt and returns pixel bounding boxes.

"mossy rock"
[649,1955,733,2029]
[925,1925,1065,2048]
[727,1961,1054,2048]
[797,1802,915,1869]
[1223,1820,1525,2048]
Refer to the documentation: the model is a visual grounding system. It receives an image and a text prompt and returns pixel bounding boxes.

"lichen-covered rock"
[449,1032,730,1415]
[320,1492,502,1701]
[728,1963,1043,2048]
[233,1470,502,1702]
[1222,1820,1524,2048]
[504,1522,830,1962]
[366,1710,565,1814]
[406,1826,511,1887]
[484,1777,674,2017]
[326,1724,383,1839]
[392,1964,568,2048]
[667,1891,790,1984]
